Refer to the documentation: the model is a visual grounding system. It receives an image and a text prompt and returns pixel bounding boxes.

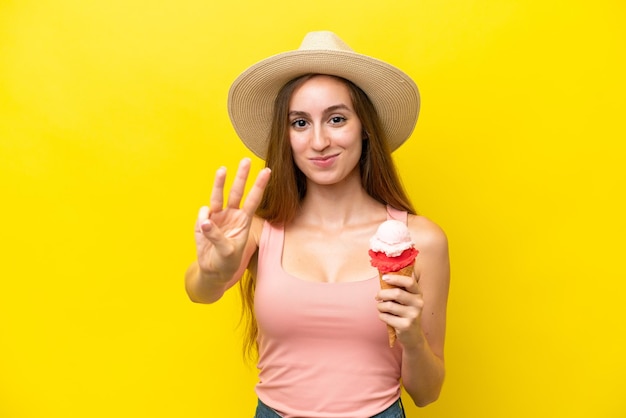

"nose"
[311,126,330,151]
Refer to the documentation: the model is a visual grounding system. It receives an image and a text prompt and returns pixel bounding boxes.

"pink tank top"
[254,207,406,418]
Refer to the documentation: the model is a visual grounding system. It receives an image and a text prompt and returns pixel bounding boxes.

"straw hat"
[227,31,420,159]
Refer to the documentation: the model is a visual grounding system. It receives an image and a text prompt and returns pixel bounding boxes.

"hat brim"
[228,49,420,159]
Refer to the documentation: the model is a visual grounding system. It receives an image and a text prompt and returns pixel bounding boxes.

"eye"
[291,119,308,128]
[330,116,346,124]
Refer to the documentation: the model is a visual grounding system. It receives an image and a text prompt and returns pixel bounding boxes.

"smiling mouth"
[310,153,339,161]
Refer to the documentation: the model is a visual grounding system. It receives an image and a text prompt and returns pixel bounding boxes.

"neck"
[296,176,384,229]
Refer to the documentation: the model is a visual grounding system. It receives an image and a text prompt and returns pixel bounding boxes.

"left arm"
[376,215,450,406]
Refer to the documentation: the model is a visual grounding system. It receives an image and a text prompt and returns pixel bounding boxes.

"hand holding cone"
[369,220,419,348]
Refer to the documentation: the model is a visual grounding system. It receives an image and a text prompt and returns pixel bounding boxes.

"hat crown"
[298,31,354,52]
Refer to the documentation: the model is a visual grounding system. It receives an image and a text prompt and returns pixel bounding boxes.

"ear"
[362,131,369,140]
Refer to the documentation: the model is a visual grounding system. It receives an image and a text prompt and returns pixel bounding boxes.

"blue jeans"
[254,397,405,418]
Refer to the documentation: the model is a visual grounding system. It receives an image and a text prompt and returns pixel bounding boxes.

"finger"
[378,298,423,320]
[227,158,251,209]
[209,166,227,214]
[379,311,412,334]
[195,206,210,231]
[377,287,424,307]
[199,219,235,256]
[241,167,272,217]
[381,273,420,294]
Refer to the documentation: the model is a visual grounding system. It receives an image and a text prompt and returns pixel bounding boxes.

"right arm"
[184,158,271,304]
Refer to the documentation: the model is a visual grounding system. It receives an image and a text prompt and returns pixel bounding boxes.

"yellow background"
[1,0,625,416]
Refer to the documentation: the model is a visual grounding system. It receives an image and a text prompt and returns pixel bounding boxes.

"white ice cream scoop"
[369,220,414,257]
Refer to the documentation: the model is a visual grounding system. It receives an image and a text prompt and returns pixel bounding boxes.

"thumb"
[200,219,236,256]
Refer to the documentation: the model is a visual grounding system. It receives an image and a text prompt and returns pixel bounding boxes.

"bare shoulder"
[407,214,448,252]
[250,215,266,247]
[243,215,267,276]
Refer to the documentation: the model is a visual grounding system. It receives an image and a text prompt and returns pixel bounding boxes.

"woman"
[185,31,450,418]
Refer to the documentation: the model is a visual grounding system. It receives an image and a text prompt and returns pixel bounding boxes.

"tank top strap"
[385,205,408,224]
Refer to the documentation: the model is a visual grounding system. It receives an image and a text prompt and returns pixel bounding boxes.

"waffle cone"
[378,264,414,347]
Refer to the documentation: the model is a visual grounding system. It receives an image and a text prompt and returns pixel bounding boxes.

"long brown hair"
[239,74,417,361]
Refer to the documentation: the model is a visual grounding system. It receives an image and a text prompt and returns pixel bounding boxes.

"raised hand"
[194,158,271,283]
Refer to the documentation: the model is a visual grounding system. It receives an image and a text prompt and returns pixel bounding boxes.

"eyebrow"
[288,104,353,118]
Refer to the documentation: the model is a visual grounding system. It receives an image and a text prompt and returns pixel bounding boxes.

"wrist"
[198,268,231,287]
[400,327,428,352]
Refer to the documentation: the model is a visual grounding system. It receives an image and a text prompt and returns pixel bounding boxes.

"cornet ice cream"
[369,220,419,347]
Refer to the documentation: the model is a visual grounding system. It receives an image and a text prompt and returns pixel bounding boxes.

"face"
[288,75,364,187]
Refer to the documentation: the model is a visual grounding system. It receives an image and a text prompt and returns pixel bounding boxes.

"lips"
[309,153,339,168]
[310,153,339,162]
